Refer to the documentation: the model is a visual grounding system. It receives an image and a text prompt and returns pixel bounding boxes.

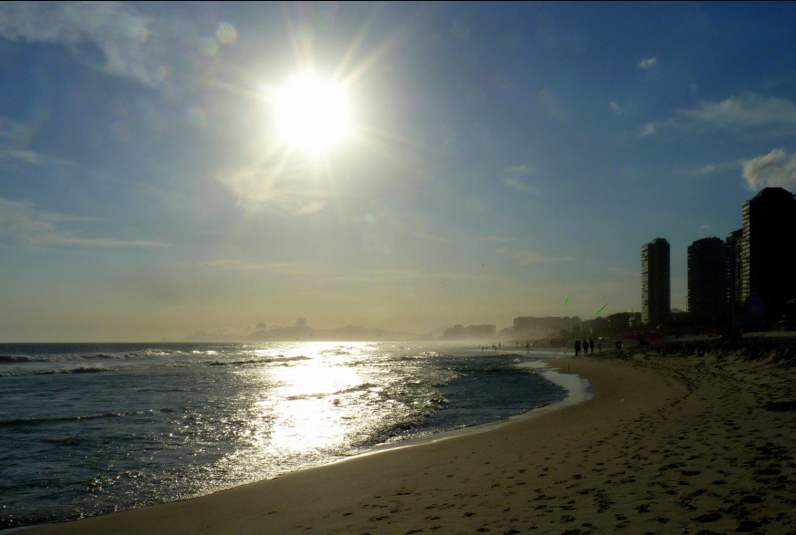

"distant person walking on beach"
[589,338,594,354]
[574,340,581,356]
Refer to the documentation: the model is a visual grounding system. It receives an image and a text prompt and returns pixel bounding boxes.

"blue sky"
[2,2,796,341]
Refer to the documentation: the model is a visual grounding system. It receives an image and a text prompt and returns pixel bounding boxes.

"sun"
[274,74,351,154]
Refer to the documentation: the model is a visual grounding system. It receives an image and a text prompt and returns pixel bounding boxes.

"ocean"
[0,341,585,530]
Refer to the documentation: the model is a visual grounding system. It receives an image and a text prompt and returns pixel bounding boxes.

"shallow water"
[0,341,571,529]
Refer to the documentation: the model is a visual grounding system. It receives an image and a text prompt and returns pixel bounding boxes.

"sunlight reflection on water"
[220,342,375,475]
[0,342,572,529]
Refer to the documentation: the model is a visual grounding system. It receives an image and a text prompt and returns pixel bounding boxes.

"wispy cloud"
[412,230,452,244]
[504,165,534,174]
[325,269,499,284]
[676,94,796,127]
[501,165,540,195]
[742,149,796,191]
[34,236,171,248]
[0,197,170,248]
[1,117,42,163]
[640,94,796,139]
[640,122,657,137]
[221,163,329,216]
[676,160,740,178]
[0,146,42,166]
[0,2,157,87]
[476,236,515,243]
[638,56,658,70]
[498,249,576,265]
[0,140,95,177]
[607,266,639,279]
[0,2,221,89]
[204,259,298,271]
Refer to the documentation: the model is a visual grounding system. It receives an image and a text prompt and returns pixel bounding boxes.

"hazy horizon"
[3,2,796,342]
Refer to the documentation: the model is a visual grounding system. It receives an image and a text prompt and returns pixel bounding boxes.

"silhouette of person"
[589,338,594,354]
[574,340,581,356]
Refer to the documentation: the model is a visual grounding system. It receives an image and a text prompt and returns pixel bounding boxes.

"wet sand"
[27,340,796,534]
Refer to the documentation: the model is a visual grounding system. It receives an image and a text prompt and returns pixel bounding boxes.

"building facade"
[725,229,744,307]
[443,324,496,339]
[687,237,728,320]
[641,238,670,326]
[741,187,796,325]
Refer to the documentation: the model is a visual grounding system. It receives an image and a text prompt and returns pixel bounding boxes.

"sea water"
[0,341,575,530]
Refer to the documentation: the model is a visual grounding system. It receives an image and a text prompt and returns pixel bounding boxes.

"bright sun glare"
[275,74,351,154]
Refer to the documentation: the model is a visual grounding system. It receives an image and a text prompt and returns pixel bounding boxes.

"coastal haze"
[4,3,796,342]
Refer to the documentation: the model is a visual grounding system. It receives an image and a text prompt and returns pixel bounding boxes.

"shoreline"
[24,345,796,534]
[11,352,589,534]
[364,353,593,455]
[21,355,669,535]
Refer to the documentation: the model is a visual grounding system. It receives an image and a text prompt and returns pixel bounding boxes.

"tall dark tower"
[725,229,744,307]
[641,238,670,326]
[741,187,796,325]
[687,237,728,321]
[726,228,745,324]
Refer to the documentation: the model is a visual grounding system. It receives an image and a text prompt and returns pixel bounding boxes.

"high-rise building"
[641,238,670,325]
[687,237,728,320]
[725,229,743,307]
[741,187,796,324]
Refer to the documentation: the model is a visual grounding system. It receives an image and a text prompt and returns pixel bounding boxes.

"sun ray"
[216,3,442,221]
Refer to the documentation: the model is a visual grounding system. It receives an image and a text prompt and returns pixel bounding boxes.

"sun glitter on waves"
[274,74,351,154]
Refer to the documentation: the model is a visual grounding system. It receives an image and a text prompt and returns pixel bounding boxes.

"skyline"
[3,2,796,341]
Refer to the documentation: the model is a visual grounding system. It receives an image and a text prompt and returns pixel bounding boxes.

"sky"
[2,2,796,342]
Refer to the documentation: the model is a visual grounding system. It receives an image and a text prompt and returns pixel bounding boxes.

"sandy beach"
[26,339,796,535]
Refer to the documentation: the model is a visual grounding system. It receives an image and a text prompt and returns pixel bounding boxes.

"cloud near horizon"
[742,149,796,191]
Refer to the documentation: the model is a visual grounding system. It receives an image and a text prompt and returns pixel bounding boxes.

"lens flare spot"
[216,22,238,45]
[199,36,218,57]
[126,22,149,42]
